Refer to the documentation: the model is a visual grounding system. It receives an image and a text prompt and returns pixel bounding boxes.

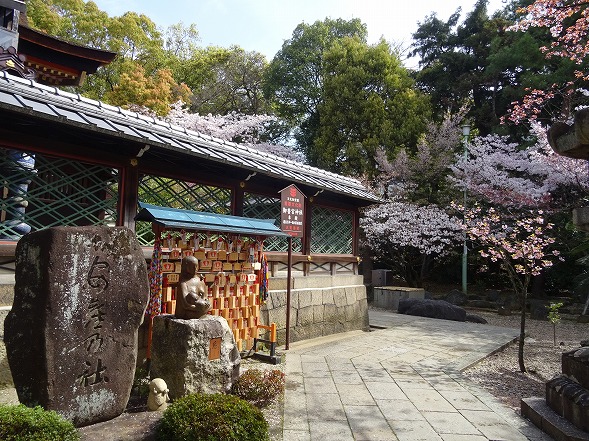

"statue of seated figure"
[175,256,210,319]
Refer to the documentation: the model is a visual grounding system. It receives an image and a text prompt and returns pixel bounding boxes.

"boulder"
[398,298,467,322]
[444,289,467,306]
[4,227,149,427]
[150,315,240,399]
[465,313,488,324]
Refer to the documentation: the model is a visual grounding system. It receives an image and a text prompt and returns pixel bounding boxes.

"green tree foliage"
[410,0,580,136]
[25,0,190,113]
[263,18,368,155]
[315,38,430,177]
[106,64,191,116]
[412,1,502,133]
[176,46,270,115]
[264,18,429,177]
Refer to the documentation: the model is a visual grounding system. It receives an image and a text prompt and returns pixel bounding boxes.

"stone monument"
[4,226,149,427]
[150,314,240,398]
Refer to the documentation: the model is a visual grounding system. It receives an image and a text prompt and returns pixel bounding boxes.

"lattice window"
[136,175,231,245]
[311,205,353,254]
[243,193,302,252]
[0,149,118,240]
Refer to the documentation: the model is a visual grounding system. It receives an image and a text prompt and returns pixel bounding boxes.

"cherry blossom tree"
[460,205,563,372]
[129,102,303,162]
[452,122,588,372]
[375,110,466,205]
[361,201,463,287]
[451,122,589,208]
[506,0,589,123]
[361,113,467,287]
[165,102,303,161]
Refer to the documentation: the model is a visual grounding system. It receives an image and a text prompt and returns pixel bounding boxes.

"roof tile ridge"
[1,74,371,193]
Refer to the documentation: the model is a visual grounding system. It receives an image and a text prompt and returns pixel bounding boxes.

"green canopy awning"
[135,202,289,237]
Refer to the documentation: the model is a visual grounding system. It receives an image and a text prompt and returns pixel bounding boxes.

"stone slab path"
[282,310,553,441]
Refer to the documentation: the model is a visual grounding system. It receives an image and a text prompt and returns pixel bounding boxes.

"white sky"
[91,0,508,65]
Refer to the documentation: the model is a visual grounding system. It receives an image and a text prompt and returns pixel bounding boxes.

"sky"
[91,0,507,65]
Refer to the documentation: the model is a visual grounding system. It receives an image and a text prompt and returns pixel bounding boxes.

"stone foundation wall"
[261,275,369,344]
[2,274,368,377]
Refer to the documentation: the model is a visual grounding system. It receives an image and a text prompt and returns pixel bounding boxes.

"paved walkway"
[283,310,553,441]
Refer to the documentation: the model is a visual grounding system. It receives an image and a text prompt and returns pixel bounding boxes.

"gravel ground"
[463,309,588,412]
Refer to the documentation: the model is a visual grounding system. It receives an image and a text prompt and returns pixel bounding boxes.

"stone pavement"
[282,310,553,441]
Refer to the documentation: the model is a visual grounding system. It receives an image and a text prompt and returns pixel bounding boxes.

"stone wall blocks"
[313,304,325,323]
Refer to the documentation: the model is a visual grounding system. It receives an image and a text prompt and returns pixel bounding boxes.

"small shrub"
[0,404,79,441]
[157,393,269,441]
[230,368,285,408]
[548,302,564,346]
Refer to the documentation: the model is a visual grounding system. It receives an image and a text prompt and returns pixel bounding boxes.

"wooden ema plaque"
[209,337,221,360]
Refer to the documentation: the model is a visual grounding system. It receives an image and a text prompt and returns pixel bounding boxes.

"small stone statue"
[147,378,169,411]
[175,256,211,319]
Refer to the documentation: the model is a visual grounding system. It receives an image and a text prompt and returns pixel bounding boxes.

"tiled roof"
[0,72,380,204]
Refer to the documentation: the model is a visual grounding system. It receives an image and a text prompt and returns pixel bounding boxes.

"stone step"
[546,376,589,432]
[522,397,589,441]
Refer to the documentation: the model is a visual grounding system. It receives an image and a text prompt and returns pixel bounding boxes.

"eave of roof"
[135,202,289,237]
[18,25,117,65]
[0,72,380,205]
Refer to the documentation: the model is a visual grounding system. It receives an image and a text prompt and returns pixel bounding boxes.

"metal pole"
[462,124,470,295]
[285,236,292,350]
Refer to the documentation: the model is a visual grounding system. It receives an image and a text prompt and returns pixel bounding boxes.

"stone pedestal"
[373,286,424,311]
[150,315,240,399]
[4,227,149,427]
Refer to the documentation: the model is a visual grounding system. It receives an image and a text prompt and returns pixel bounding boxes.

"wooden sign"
[280,184,306,238]
[208,338,221,360]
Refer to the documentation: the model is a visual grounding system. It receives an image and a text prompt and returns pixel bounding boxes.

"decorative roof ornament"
[0,46,35,80]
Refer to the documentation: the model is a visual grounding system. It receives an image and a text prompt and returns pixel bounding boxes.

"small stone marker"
[4,227,149,427]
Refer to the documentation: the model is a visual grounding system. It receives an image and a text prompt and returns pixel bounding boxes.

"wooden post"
[146,315,154,360]
[117,159,140,229]
[286,236,292,350]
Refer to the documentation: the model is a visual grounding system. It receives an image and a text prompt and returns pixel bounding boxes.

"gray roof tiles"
[0,72,379,203]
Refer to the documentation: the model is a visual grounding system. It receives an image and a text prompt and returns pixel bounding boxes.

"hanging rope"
[146,237,163,317]
[259,252,269,304]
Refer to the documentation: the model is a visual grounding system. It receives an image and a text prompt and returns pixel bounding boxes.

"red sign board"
[280,184,305,238]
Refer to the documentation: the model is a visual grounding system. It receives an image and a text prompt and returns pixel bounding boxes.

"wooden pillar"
[304,196,313,275]
[117,159,140,230]
[352,207,360,256]
[233,182,245,216]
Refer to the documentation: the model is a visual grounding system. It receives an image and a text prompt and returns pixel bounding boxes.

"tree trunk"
[518,291,527,373]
